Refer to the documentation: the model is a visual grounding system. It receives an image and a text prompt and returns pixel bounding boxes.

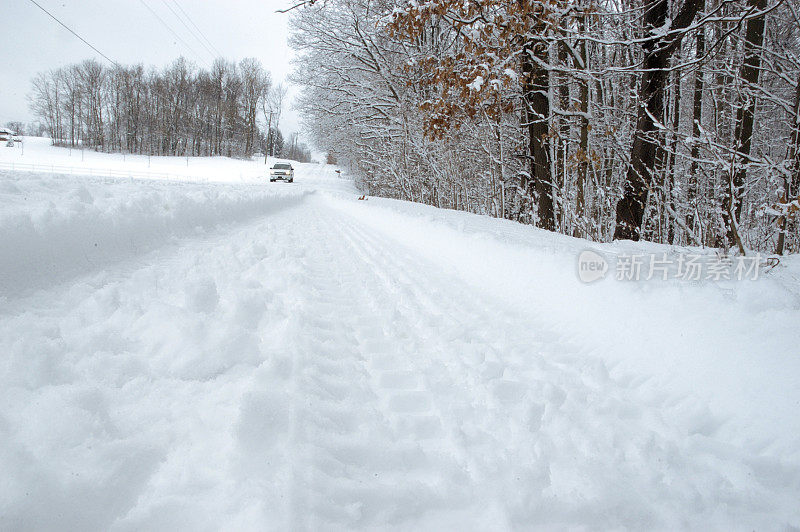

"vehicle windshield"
[273,163,291,170]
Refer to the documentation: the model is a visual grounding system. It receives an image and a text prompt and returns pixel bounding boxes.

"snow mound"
[1,147,799,529]
[0,171,307,298]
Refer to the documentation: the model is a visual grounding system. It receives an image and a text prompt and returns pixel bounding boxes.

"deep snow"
[1,139,799,530]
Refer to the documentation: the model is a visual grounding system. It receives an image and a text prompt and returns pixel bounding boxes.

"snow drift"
[1,141,799,530]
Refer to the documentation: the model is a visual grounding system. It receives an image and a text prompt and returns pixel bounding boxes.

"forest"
[290,0,800,253]
[29,57,313,162]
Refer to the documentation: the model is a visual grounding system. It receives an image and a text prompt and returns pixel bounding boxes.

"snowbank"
[327,195,800,455]
[1,143,799,529]
[0,137,270,183]
[0,171,307,298]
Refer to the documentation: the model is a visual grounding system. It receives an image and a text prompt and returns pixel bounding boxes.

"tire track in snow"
[327,208,563,522]
[282,208,475,529]
[283,205,572,527]
[317,200,800,529]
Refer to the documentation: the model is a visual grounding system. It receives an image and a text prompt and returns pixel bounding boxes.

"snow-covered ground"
[1,139,799,530]
[0,136,275,183]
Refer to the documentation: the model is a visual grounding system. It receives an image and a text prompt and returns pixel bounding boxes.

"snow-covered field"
[1,139,799,530]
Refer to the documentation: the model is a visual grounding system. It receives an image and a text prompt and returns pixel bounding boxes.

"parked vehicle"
[269,162,294,182]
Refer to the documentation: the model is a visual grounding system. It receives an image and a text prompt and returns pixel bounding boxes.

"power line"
[139,0,210,68]
[170,0,224,58]
[161,0,217,61]
[27,0,119,67]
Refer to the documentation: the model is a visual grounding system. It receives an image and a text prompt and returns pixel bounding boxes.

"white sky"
[1,0,303,139]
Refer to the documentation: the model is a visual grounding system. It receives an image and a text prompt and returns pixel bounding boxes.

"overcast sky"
[1,0,302,138]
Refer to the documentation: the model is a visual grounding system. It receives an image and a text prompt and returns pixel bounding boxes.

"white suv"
[269,162,294,182]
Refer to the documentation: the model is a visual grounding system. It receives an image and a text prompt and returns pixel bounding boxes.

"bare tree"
[613,0,700,241]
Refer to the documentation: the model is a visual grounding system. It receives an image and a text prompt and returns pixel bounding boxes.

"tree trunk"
[777,79,800,255]
[687,0,705,234]
[614,0,699,240]
[521,26,555,231]
[665,67,681,244]
[574,13,590,238]
[724,0,767,248]
[556,38,571,231]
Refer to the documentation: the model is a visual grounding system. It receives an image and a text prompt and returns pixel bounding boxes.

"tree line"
[29,57,313,162]
[290,0,800,254]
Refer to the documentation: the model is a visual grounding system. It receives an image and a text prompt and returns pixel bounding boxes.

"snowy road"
[2,157,800,529]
